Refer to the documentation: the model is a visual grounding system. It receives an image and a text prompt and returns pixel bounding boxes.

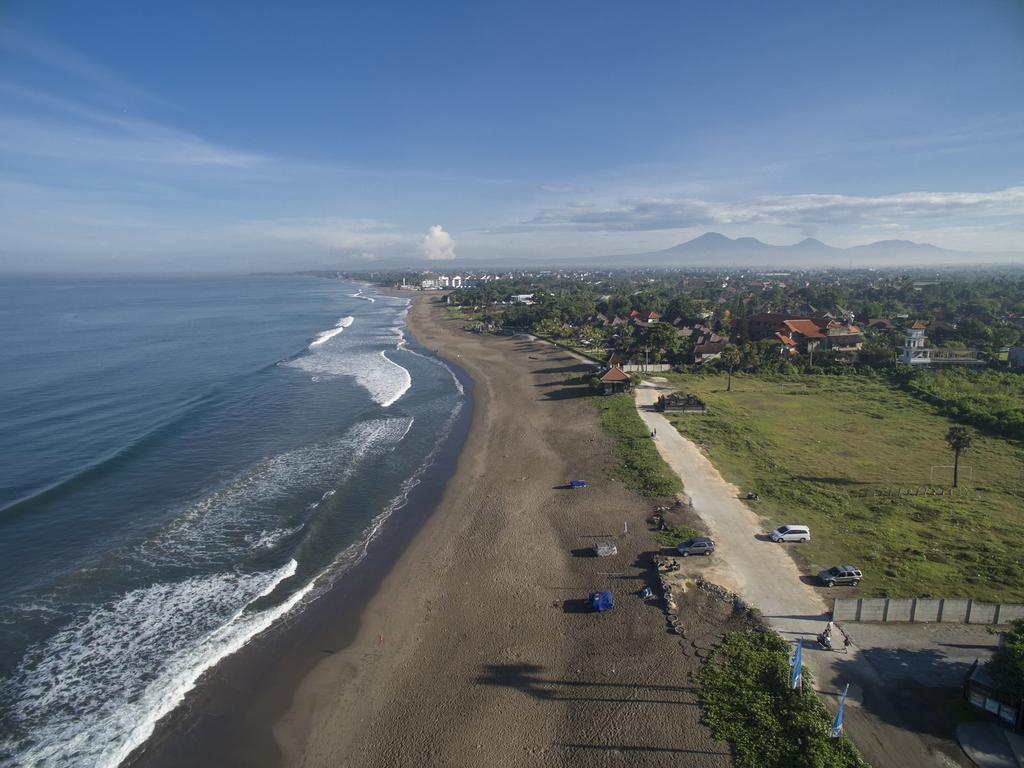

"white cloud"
[419,224,456,260]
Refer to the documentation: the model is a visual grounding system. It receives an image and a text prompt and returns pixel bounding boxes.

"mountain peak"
[689,232,732,244]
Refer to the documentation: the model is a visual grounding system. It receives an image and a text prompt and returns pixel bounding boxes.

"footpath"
[634,381,964,768]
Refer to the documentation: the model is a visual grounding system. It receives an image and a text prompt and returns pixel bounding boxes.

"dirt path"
[635,382,963,768]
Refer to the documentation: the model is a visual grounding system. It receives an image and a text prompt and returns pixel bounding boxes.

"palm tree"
[945,426,973,488]
[720,346,742,392]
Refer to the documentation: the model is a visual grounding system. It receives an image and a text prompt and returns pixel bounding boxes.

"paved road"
[634,382,967,768]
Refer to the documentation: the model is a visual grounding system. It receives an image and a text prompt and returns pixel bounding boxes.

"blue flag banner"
[790,641,803,690]
[831,683,850,738]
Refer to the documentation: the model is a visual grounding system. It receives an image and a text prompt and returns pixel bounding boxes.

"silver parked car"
[770,524,810,543]
[677,537,715,557]
[818,565,862,587]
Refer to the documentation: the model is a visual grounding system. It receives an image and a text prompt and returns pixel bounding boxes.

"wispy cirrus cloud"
[0,84,265,170]
[0,26,168,109]
[512,186,1024,232]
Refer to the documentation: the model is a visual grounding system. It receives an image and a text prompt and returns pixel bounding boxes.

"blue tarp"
[569,480,588,488]
[589,591,613,611]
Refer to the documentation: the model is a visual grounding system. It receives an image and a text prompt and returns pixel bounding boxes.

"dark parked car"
[818,565,863,587]
[677,537,715,557]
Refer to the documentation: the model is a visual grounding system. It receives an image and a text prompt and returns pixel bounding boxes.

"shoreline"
[135,291,737,767]
[128,297,476,768]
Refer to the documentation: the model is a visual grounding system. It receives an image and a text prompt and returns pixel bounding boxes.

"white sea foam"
[309,316,354,348]
[289,318,413,408]
[134,417,415,566]
[0,560,315,768]
[244,524,304,552]
[349,291,375,303]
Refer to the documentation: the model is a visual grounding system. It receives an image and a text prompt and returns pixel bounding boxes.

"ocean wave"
[309,316,354,348]
[244,524,304,552]
[401,346,465,396]
[134,417,414,566]
[0,560,313,768]
[349,291,375,303]
[288,343,412,409]
[307,400,460,599]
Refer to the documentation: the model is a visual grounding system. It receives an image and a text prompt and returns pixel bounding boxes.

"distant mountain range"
[598,232,976,268]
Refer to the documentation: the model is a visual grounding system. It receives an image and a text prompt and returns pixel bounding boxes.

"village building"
[897,322,984,368]
[597,365,631,394]
[629,309,662,327]
[693,338,729,363]
[777,319,826,353]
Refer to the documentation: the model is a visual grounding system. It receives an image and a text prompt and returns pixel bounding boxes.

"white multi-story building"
[451,275,463,288]
[898,321,983,367]
[898,321,930,366]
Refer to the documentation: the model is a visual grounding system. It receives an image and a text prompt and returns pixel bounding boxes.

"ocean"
[0,275,464,767]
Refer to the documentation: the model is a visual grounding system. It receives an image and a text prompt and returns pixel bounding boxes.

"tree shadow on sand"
[475,663,702,706]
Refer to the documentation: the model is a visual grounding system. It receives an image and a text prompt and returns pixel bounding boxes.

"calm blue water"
[0,275,463,767]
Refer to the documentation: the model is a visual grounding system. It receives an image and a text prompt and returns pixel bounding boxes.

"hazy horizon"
[1,1,1023,272]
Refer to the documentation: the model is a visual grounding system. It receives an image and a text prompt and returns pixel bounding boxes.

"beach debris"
[592,542,618,557]
[588,591,613,612]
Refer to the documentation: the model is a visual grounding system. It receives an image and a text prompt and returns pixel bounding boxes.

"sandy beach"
[136,293,746,767]
[269,293,751,767]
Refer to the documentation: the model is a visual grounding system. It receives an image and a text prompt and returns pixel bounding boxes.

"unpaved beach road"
[635,382,970,768]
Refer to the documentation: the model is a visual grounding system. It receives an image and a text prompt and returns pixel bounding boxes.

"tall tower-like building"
[898,321,931,367]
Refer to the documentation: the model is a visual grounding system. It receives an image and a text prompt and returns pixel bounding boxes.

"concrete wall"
[999,604,1024,623]
[968,603,999,624]
[833,598,859,621]
[833,597,1024,625]
[940,599,970,623]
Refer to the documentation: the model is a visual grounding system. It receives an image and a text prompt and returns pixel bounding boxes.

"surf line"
[309,316,355,348]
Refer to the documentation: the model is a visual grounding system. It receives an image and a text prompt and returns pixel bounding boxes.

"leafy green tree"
[858,336,895,369]
[640,323,681,361]
[986,619,1024,698]
[944,425,974,488]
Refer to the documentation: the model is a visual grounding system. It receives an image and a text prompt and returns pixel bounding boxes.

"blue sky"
[1,0,1023,271]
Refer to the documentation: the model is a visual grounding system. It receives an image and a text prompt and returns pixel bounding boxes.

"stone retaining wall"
[833,597,1024,625]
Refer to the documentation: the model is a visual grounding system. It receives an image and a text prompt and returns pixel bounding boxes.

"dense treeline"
[903,368,1024,440]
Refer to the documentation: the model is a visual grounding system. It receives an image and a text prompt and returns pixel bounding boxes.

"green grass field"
[593,394,682,498]
[660,373,1024,601]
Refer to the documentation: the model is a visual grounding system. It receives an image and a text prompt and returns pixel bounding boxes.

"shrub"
[697,631,869,768]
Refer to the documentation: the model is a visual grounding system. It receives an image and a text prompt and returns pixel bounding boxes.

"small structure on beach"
[589,591,614,612]
[656,393,706,413]
[598,366,631,395]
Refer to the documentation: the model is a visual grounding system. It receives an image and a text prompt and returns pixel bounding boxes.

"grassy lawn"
[593,394,682,498]
[660,373,1024,601]
[444,305,478,320]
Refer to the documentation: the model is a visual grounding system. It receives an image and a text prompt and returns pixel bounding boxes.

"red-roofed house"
[598,366,632,394]
[774,319,826,353]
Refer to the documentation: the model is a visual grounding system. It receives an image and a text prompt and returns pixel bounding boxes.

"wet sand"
[135,293,741,767]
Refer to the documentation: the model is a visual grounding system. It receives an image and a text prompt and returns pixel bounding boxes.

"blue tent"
[589,591,613,611]
[569,479,588,489]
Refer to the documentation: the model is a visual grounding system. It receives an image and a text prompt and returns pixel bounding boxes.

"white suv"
[769,524,810,543]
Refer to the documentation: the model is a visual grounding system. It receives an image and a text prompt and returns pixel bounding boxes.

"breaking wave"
[309,316,354,348]
[0,560,312,768]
